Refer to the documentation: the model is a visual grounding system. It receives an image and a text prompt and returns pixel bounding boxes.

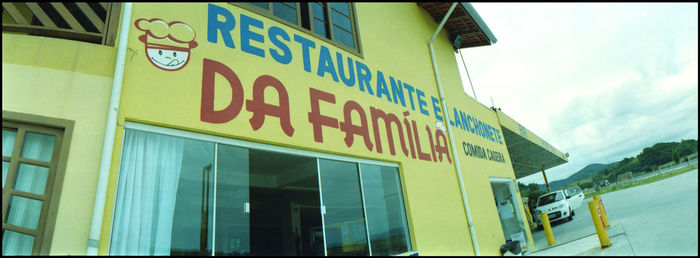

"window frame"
[2,111,74,255]
[232,2,363,58]
[108,121,412,255]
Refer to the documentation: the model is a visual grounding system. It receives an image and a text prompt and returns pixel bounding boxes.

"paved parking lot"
[529,169,698,255]
[529,195,596,252]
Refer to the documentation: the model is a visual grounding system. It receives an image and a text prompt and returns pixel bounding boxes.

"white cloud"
[458,3,698,185]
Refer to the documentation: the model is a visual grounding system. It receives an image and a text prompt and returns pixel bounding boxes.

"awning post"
[542,168,550,192]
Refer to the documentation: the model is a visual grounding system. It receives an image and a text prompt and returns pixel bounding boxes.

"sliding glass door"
[359,164,411,255]
[214,144,250,255]
[318,159,369,256]
[109,125,411,256]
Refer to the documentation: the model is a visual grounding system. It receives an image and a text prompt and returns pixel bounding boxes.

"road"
[530,168,698,255]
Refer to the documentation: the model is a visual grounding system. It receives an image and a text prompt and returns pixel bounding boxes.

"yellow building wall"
[94,2,531,256]
[0,3,549,256]
[2,33,116,254]
[438,61,535,253]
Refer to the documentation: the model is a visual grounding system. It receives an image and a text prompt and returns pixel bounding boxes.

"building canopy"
[496,109,568,179]
[418,2,566,178]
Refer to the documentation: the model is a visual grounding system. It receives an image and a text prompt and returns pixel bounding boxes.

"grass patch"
[584,163,698,199]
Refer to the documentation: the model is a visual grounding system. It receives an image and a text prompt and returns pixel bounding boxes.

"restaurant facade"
[2,2,568,255]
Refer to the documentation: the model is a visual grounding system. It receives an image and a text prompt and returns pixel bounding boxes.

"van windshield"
[537,192,564,206]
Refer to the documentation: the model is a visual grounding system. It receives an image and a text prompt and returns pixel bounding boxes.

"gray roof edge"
[459,2,498,45]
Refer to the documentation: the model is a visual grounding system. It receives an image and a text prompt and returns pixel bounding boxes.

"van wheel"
[568,209,573,221]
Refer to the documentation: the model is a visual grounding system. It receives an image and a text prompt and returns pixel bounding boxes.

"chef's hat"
[135,18,197,50]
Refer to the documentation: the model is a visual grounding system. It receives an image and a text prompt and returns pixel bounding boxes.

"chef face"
[146,47,190,71]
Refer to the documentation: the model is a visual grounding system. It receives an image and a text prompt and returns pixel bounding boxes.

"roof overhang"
[496,109,569,179]
[417,2,497,49]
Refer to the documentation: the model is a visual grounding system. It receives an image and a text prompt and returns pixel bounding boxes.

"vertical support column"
[524,200,533,225]
[540,213,555,246]
[541,168,550,192]
[594,195,611,228]
[200,164,211,255]
[587,201,611,248]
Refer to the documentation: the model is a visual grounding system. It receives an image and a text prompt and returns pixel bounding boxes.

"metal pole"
[87,3,133,255]
[428,2,480,255]
[542,168,550,192]
[457,49,477,101]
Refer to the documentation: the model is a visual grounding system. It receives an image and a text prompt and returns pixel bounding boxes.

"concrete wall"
[2,33,116,254]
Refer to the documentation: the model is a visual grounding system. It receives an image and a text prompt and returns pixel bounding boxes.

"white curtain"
[2,130,17,156]
[2,130,17,189]
[2,132,55,255]
[110,129,185,255]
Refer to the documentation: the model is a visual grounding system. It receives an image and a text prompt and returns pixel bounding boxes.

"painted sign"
[201,3,455,164]
[126,3,508,165]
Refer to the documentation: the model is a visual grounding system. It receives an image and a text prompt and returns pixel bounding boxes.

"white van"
[533,186,585,229]
[534,190,571,229]
[563,185,585,211]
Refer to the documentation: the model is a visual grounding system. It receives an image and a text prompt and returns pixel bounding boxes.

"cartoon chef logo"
[135,18,197,71]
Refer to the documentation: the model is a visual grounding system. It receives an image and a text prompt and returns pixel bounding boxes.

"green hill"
[535,163,611,191]
[519,138,697,203]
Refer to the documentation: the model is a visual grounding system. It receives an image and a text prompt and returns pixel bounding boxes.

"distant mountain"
[536,163,612,191]
[529,138,697,192]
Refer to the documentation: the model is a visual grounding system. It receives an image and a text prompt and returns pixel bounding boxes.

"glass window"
[332,25,355,48]
[2,230,35,255]
[250,2,269,10]
[20,132,56,162]
[2,119,67,255]
[2,161,9,188]
[111,125,411,256]
[537,193,557,206]
[2,129,17,157]
[273,2,298,24]
[240,2,360,53]
[6,196,43,230]
[14,164,49,195]
[248,149,321,255]
[318,159,369,255]
[214,144,250,256]
[330,9,351,31]
[360,164,411,255]
[313,19,328,37]
[170,138,216,256]
[555,191,564,201]
[329,2,350,15]
[312,2,325,18]
[110,129,214,255]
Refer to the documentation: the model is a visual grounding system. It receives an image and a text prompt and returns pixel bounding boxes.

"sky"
[455,3,698,185]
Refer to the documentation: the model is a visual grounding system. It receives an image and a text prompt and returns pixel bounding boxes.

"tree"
[579,181,594,189]
[672,149,680,164]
